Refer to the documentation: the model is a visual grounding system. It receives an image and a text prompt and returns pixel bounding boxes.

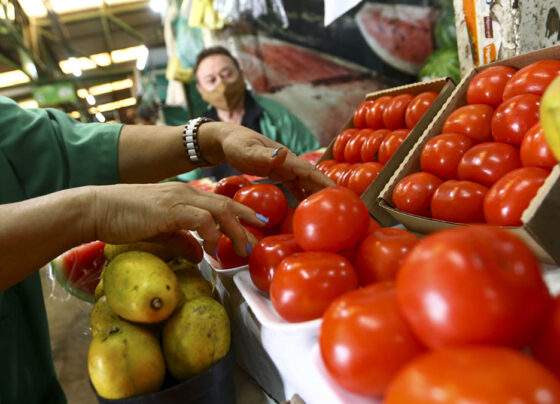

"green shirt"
[0,96,122,403]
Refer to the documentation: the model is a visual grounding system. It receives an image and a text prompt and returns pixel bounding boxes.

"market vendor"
[0,95,332,403]
[181,45,320,181]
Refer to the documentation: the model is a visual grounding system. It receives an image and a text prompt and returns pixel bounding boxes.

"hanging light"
[67,57,82,77]
[95,112,106,122]
[149,0,166,14]
[86,94,96,105]
[136,46,149,71]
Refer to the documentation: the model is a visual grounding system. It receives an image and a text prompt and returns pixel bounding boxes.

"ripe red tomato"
[353,228,419,285]
[383,93,414,130]
[353,100,374,129]
[344,129,372,163]
[503,59,560,100]
[216,226,265,269]
[248,234,302,292]
[293,186,369,252]
[467,65,517,107]
[397,225,551,349]
[365,96,392,129]
[520,122,557,169]
[483,166,549,226]
[531,295,560,378]
[385,347,560,404]
[320,282,425,397]
[233,183,288,229]
[392,172,443,217]
[442,104,494,143]
[378,129,410,164]
[214,175,252,198]
[360,129,390,162]
[332,129,358,162]
[277,206,295,234]
[368,218,382,233]
[337,164,359,187]
[270,251,358,322]
[431,180,488,223]
[325,163,352,184]
[316,159,337,174]
[457,141,522,186]
[347,162,383,196]
[491,94,541,146]
[420,133,473,179]
[405,91,438,129]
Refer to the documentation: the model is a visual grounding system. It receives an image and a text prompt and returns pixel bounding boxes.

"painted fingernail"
[271,147,283,158]
[256,213,269,223]
[212,246,218,256]
[246,242,253,256]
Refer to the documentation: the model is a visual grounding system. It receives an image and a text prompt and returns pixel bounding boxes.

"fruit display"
[389,59,560,226]
[317,89,441,198]
[212,169,560,402]
[86,242,230,400]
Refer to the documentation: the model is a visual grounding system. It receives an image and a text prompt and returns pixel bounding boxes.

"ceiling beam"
[0,53,22,70]
[0,18,48,72]
[100,1,114,52]
[40,0,101,67]
[106,12,145,42]
[35,1,151,27]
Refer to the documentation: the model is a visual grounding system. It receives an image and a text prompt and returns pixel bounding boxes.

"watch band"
[182,117,212,166]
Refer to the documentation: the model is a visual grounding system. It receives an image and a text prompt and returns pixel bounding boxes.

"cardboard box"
[378,45,560,265]
[455,0,560,76]
[318,78,456,226]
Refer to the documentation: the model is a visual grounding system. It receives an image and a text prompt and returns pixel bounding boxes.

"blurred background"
[0,0,458,146]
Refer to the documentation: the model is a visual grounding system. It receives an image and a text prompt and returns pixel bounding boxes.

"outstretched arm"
[0,182,264,291]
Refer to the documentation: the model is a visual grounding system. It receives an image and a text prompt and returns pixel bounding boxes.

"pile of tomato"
[213,176,560,402]
[316,91,439,196]
[392,60,560,226]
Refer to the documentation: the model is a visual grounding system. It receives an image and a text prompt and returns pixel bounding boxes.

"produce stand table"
[199,244,560,404]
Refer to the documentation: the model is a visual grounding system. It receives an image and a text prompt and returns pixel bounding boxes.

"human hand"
[90,182,265,257]
[202,123,335,201]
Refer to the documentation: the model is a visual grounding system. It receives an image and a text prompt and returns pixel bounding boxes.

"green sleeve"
[254,94,320,156]
[0,96,122,200]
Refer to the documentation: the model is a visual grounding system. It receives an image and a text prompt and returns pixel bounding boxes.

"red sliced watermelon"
[187,178,216,192]
[299,148,327,165]
[356,3,438,75]
[51,241,107,303]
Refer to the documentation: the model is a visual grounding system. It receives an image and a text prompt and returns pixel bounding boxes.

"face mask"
[200,76,246,111]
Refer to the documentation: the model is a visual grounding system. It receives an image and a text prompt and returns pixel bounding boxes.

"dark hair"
[137,103,157,120]
[194,46,241,78]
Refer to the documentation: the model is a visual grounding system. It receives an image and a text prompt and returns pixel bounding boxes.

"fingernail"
[271,147,283,158]
[246,242,253,256]
[212,246,217,256]
[256,213,269,223]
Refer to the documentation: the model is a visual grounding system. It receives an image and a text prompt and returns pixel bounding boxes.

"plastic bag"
[214,0,288,28]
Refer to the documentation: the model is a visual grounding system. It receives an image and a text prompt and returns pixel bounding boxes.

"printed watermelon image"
[356,2,439,75]
[234,35,387,146]
[51,241,107,303]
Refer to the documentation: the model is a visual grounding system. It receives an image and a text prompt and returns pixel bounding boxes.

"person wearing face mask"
[188,45,320,181]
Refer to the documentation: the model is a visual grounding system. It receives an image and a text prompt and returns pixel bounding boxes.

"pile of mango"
[88,242,230,400]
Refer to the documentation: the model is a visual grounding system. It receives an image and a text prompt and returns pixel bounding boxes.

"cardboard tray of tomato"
[378,44,560,265]
[318,77,456,226]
